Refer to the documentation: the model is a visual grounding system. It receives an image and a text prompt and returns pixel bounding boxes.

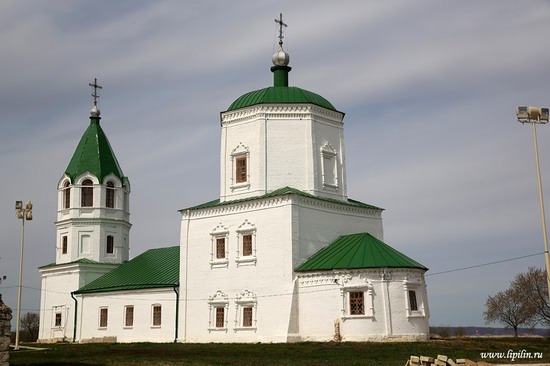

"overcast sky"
[1,0,550,329]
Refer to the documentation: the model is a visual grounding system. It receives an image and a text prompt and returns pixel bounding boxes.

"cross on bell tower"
[89,78,103,107]
[275,13,287,46]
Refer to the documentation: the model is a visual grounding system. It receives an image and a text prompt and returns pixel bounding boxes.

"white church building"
[38,20,430,343]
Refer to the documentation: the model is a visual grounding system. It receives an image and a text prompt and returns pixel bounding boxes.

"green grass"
[9,337,550,365]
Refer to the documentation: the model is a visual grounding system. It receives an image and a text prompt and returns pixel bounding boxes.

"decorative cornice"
[185,193,380,220]
[221,105,343,126]
[297,268,426,287]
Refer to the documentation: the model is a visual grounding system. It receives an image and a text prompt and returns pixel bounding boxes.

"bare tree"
[513,267,550,326]
[484,285,536,337]
[20,312,40,342]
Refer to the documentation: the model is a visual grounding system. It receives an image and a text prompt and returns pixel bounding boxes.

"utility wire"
[426,251,545,277]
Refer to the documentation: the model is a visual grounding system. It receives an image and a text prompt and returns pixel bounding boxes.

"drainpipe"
[70,292,78,342]
[173,285,179,343]
[183,210,191,342]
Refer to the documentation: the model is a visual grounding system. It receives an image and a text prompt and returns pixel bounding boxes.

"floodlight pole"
[14,200,32,350]
[530,121,550,302]
[517,106,550,302]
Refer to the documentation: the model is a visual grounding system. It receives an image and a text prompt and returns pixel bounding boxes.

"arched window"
[63,181,71,209]
[106,181,115,208]
[81,179,94,207]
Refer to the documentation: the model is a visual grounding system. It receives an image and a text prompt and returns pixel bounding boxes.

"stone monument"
[0,294,12,366]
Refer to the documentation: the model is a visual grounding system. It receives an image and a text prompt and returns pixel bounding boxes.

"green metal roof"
[227,86,337,112]
[65,116,125,183]
[181,186,382,212]
[295,233,427,272]
[74,246,179,294]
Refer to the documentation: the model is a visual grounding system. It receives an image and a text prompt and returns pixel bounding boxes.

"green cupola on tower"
[65,79,125,183]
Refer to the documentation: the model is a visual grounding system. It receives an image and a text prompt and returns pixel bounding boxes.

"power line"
[426,251,545,277]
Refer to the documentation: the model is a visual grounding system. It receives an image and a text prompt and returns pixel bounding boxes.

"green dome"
[226,65,338,112]
[227,86,337,112]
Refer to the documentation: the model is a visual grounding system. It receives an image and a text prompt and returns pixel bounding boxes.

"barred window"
[81,179,93,207]
[242,307,253,327]
[242,234,253,257]
[55,312,62,327]
[235,156,247,183]
[99,308,108,328]
[152,305,162,326]
[216,238,226,259]
[349,292,364,315]
[215,307,224,328]
[125,306,134,327]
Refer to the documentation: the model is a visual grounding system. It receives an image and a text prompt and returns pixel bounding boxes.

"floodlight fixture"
[517,105,549,124]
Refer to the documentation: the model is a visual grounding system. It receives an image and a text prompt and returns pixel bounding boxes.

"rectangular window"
[216,238,225,259]
[152,305,162,326]
[215,307,224,328]
[62,236,68,254]
[63,185,71,209]
[235,156,247,183]
[106,183,115,208]
[242,307,253,327]
[408,290,418,311]
[125,306,134,327]
[81,180,94,207]
[242,234,253,256]
[106,235,114,254]
[55,312,62,327]
[99,308,108,328]
[349,292,365,315]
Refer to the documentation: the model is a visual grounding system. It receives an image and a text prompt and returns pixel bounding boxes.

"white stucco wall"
[180,197,296,342]
[75,288,178,343]
[219,105,346,202]
[178,192,386,343]
[38,263,118,342]
[297,269,429,342]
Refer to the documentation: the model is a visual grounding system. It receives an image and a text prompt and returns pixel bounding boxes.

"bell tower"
[55,79,131,265]
[39,78,131,342]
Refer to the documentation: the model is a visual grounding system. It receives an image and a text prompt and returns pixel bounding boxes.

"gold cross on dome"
[89,77,103,107]
[274,13,287,45]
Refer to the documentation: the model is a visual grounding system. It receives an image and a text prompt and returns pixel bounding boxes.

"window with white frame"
[210,224,229,268]
[320,142,338,190]
[234,289,257,330]
[230,143,250,189]
[99,307,108,328]
[124,305,134,328]
[235,220,256,265]
[152,304,162,327]
[341,283,374,320]
[403,280,426,317]
[208,290,229,331]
